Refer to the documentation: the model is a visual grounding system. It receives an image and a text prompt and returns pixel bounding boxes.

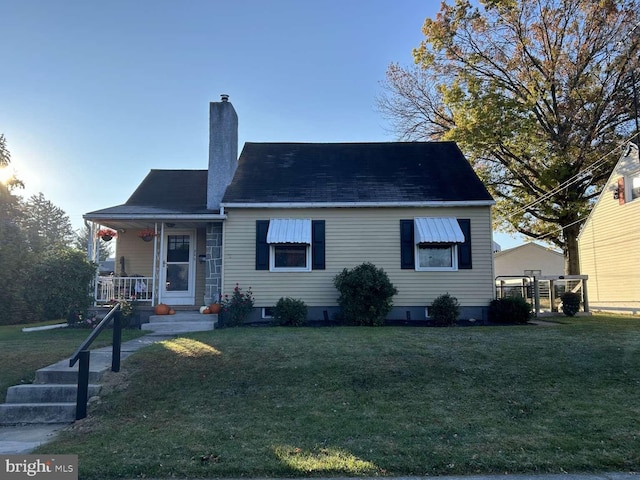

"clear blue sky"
[0,0,523,250]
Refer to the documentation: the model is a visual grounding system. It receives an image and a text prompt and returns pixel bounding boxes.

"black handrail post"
[112,310,122,373]
[76,350,90,420]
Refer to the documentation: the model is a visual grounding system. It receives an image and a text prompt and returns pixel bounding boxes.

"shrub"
[221,283,254,326]
[31,247,96,321]
[560,292,581,317]
[429,293,460,326]
[333,262,398,326]
[273,297,308,326]
[488,297,532,324]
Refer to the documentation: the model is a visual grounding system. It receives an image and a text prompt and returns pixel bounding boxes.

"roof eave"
[83,213,226,221]
[221,200,495,208]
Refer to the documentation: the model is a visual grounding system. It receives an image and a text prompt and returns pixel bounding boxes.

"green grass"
[0,321,146,400]
[37,315,640,478]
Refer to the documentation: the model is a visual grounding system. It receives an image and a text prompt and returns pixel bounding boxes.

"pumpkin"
[169,309,176,315]
[203,307,211,314]
[199,306,208,314]
[154,303,170,315]
[209,303,222,314]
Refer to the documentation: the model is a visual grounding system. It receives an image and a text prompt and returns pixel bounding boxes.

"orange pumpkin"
[154,303,170,315]
[203,307,211,314]
[169,309,176,315]
[209,303,222,314]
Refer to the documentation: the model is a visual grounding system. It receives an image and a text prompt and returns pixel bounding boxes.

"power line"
[509,132,639,217]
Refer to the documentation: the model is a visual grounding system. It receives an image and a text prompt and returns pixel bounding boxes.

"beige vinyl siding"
[114,232,155,276]
[579,180,640,309]
[223,207,494,308]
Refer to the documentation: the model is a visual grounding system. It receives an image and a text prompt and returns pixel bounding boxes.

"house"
[577,142,640,315]
[84,96,496,322]
[494,242,564,279]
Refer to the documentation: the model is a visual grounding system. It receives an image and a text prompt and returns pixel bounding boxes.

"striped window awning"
[414,217,465,244]
[267,218,312,244]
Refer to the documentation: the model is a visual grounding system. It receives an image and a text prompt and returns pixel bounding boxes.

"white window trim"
[269,243,312,272]
[414,243,459,272]
[627,172,640,202]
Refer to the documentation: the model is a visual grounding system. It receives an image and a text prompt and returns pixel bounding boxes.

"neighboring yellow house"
[578,142,640,315]
[85,96,496,323]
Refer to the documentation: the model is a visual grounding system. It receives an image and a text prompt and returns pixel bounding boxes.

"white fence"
[95,276,153,305]
[495,275,589,315]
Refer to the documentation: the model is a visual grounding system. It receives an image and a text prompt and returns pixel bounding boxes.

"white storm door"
[161,231,196,305]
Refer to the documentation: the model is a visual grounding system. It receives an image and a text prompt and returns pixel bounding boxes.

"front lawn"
[0,322,146,400]
[38,315,640,478]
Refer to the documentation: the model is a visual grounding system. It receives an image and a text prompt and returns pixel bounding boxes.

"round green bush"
[333,262,398,326]
[429,293,460,326]
[560,292,581,317]
[488,297,532,324]
[273,297,308,326]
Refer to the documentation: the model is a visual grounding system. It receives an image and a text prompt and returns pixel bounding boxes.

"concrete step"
[142,320,215,333]
[0,403,76,425]
[6,384,101,404]
[148,313,217,323]
[34,351,113,385]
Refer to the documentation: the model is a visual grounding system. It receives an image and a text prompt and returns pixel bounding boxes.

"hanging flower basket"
[137,228,158,242]
[97,228,117,242]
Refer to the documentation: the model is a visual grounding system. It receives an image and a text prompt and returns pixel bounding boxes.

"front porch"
[86,220,224,308]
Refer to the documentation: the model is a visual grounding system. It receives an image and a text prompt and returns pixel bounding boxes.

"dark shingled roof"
[84,169,210,217]
[126,170,208,209]
[222,142,493,204]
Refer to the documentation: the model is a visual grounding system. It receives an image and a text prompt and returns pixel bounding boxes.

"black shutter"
[256,220,270,270]
[457,219,472,269]
[311,220,326,270]
[400,219,415,269]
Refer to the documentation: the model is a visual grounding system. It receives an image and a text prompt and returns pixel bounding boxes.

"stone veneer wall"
[204,222,223,305]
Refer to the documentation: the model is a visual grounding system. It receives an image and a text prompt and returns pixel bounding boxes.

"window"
[631,174,640,201]
[401,218,472,271]
[417,243,456,270]
[271,243,311,271]
[524,269,542,277]
[256,219,326,271]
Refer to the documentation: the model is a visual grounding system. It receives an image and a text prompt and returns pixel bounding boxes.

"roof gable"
[222,142,493,204]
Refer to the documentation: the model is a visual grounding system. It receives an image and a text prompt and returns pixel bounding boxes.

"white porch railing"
[95,275,154,305]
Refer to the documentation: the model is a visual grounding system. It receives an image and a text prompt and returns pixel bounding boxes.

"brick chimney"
[207,94,238,210]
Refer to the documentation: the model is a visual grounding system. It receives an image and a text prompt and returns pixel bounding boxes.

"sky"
[0,0,525,250]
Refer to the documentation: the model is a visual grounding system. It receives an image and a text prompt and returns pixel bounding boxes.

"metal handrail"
[69,303,121,367]
[69,302,124,420]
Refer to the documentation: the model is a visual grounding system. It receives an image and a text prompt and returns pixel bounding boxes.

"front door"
[161,231,195,305]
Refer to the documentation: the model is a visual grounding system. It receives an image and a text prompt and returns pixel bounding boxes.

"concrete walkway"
[0,331,174,454]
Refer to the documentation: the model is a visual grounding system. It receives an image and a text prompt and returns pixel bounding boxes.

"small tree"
[333,262,398,326]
